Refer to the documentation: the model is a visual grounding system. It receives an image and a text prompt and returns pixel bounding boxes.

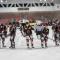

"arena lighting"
[1,0,3,2]
[40,0,42,1]
[1,0,7,2]
[44,0,47,2]
[40,0,47,1]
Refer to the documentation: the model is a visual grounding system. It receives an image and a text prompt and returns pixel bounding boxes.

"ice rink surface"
[0,26,60,60]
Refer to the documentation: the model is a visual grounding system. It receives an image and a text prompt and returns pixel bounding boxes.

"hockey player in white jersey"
[35,23,45,48]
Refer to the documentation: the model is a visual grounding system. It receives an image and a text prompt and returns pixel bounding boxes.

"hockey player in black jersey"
[52,24,59,46]
[2,24,7,48]
[9,24,16,48]
[0,24,2,48]
[0,24,6,48]
[3,25,7,37]
[24,22,34,48]
[0,24,2,38]
[42,26,49,48]
[58,25,60,43]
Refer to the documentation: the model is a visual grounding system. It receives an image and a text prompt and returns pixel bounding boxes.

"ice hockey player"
[0,24,6,48]
[52,24,59,46]
[0,24,3,37]
[42,25,49,48]
[24,22,34,48]
[35,23,44,39]
[21,23,26,37]
[35,23,45,48]
[0,24,3,48]
[3,24,7,37]
[58,25,60,43]
[9,24,16,48]
[1,24,7,47]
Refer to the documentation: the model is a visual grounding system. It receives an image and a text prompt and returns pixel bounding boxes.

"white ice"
[0,26,60,60]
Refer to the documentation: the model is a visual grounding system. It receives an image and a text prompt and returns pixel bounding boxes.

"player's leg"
[12,35,15,48]
[54,34,59,46]
[41,40,44,48]
[30,35,34,48]
[26,36,29,48]
[45,37,48,47]
[40,34,44,48]
[9,36,13,48]
[2,38,6,47]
